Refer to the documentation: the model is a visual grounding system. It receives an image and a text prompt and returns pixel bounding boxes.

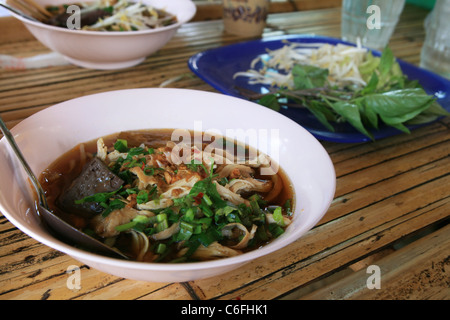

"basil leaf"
[378,47,395,77]
[258,94,280,111]
[361,88,435,124]
[360,72,379,95]
[361,103,379,129]
[292,64,329,89]
[423,101,450,117]
[306,100,336,132]
[329,101,374,140]
[358,51,380,82]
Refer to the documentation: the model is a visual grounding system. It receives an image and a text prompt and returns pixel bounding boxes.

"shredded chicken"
[160,175,201,199]
[228,177,273,194]
[221,223,258,249]
[151,222,180,241]
[137,198,174,210]
[96,138,108,161]
[263,174,283,202]
[216,164,254,179]
[129,166,158,190]
[213,181,250,206]
[107,150,128,162]
[91,207,139,237]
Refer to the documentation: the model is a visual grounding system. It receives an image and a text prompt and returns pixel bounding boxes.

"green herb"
[128,147,149,157]
[268,223,284,238]
[272,207,285,226]
[101,198,125,217]
[114,139,128,152]
[186,159,208,175]
[292,64,329,89]
[155,243,167,254]
[241,47,449,140]
[115,215,156,232]
[74,188,121,205]
[103,5,114,14]
[218,177,229,186]
[136,190,149,204]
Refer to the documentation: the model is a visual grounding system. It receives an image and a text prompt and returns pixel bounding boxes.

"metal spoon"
[0,116,129,260]
[0,2,40,22]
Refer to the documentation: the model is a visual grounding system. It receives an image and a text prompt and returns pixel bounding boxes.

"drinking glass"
[420,0,450,79]
[341,0,406,50]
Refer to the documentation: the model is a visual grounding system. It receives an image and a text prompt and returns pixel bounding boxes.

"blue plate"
[188,35,450,143]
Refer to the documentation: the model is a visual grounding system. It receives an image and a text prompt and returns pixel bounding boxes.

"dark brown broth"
[39,129,295,259]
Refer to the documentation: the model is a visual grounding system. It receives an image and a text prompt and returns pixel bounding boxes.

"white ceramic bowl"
[0,88,335,282]
[8,0,196,69]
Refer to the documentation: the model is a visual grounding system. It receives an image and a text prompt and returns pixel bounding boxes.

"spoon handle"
[0,116,129,259]
[0,116,49,208]
[0,2,40,22]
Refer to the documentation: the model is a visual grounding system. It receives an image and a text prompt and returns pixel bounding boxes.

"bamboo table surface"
[0,4,449,301]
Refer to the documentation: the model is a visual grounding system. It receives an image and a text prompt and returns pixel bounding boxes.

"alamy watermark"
[366,264,381,289]
[65,4,382,31]
[66,5,81,30]
[366,5,381,30]
[66,265,81,290]
[169,121,280,175]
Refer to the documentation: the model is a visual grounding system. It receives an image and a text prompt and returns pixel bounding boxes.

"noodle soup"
[44,0,178,31]
[39,129,294,262]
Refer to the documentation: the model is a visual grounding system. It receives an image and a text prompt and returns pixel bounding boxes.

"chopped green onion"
[197,217,212,228]
[128,147,148,156]
[173,228,192,241]
[197,228,222,247]
[101,198,126,217]
[155,243,167,254]
[74,188,121,205]
[218,177,228,186]
[273,207,285,226]
[155,214,169,232]
[184,208,195,222]
[183,240,201,258]
[200,204,214,218]
[180,221,195,233]
[156,213,167,222]
[268,223,284,238]
[256,225,269,241]
[115,215,155,232]
[284,199,293,216]
[193,225,202,234]
[202,194,213,206]
[114,139,128,152]
[115,221,136,232]
[136,190,149,204]
[250,198,261,215]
